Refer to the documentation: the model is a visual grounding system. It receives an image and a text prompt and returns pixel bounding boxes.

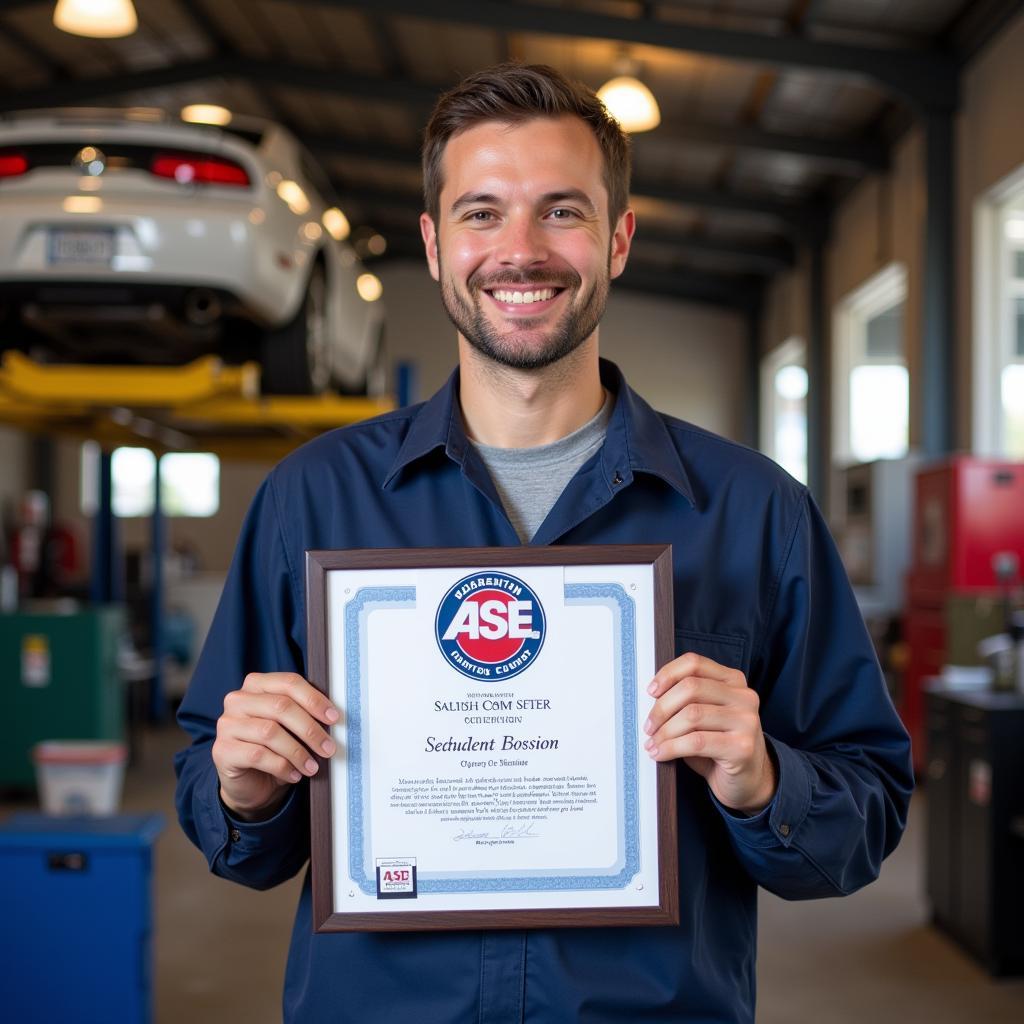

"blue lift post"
[396,361,416,408]
[150,454,165,722]
[89,449,122,605]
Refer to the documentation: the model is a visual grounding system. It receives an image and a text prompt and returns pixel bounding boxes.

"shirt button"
[612,472,623,486]
[779,824,791,838]
[229,828,242,843]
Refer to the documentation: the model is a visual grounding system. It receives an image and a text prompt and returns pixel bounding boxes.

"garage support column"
[922,106,956,457]
[150,455,165,722]
[807,236,827,507]
[89,450,121,604]
[745,296,762,451]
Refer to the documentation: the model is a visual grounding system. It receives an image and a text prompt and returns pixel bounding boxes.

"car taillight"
[0,151,29,178]
[150,153,250,186]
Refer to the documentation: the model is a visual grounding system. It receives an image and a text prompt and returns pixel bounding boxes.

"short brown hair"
[422,62,631,229]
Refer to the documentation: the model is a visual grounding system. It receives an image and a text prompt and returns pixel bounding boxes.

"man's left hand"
[644,653,776,815]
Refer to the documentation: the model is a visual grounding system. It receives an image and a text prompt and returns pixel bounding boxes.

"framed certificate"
[306,545,677,932]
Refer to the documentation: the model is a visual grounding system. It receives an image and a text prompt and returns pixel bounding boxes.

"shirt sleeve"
[713,490,914,899]
[173,473,312,891]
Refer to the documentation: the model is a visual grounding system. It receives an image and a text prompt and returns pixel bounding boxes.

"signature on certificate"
[452,822,541,842]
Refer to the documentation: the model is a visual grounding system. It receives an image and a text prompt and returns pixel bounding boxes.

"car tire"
[260,266,331,395]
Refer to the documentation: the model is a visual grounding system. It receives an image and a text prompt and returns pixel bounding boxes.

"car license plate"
[47,228,115,266]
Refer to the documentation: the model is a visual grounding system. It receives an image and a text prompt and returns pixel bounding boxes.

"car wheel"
[260,267,331,395]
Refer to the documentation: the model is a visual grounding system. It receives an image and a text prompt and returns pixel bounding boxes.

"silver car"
[0,108,385,395]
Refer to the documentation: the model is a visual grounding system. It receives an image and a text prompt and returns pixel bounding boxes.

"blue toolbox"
[0,812,164,1023]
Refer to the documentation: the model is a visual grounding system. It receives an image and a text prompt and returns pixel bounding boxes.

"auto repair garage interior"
[1,1,1024,1021]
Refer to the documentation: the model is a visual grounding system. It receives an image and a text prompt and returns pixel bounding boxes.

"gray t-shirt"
[471,391,614,542]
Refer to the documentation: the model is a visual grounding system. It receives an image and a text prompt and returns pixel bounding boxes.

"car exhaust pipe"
[184,288,222,326]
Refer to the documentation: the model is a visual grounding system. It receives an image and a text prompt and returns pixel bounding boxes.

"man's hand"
[212,672,340,821]
[644,653,776,815]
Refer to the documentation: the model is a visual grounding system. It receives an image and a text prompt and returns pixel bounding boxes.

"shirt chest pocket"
[674,629,749,677]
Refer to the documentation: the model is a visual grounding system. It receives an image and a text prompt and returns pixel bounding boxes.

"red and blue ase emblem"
[435,572,546,681]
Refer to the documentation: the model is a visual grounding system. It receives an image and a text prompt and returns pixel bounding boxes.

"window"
[1000,216,1024,455]
[973,166,1024,456]
[760,337,807,484]
[833,264,909,465]
[81,444,220,517]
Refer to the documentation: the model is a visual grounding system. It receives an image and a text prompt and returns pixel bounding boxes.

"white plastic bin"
[32,741,127,815]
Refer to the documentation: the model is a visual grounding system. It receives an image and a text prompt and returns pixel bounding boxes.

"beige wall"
[763,7,1024,456]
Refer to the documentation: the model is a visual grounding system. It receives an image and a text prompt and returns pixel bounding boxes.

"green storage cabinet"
[0,606,126,786]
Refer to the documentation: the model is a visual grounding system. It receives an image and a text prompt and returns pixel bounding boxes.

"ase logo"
[376,857,417,900]
[435,572,545,681]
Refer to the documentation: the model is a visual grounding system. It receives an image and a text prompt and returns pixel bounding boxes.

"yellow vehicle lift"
[0,351,395,460]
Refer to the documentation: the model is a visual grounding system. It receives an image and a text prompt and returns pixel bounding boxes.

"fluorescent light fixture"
[53,0,138,38]
[322,207,350,241]
[597,75,661,133]
[181,104,232,127]
[356,273,383,302]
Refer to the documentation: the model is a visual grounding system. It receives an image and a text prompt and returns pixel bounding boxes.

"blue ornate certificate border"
[343,582,638,897]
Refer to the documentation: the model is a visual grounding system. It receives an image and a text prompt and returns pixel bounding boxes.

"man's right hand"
[212,671,340,821]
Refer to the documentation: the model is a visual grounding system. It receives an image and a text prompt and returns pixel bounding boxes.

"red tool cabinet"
[901,458,1024,773]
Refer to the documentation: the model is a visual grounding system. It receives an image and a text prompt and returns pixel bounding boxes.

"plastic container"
[31,740,127,815]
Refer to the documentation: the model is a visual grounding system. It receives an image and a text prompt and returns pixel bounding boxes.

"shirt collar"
[382,358,695,507]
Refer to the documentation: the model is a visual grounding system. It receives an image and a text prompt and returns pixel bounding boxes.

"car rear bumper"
[0,194,306,327]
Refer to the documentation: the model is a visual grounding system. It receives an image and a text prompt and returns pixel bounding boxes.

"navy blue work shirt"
[175,359,913,1024]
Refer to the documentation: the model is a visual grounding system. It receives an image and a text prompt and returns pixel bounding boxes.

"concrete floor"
[10,724,1024,1022]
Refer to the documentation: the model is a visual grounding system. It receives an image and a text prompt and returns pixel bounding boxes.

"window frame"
[832,262,909,467]
[972,162,1024,456]
[759,336,807,484]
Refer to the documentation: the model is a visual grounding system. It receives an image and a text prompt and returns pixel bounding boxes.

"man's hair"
[422,62,631,229]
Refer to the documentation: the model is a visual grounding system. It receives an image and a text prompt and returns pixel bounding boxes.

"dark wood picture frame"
[306,545,678,932]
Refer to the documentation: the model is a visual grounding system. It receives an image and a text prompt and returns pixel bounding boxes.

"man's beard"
[438,259,610,371]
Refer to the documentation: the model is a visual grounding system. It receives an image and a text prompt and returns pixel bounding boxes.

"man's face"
[421,115,634,371]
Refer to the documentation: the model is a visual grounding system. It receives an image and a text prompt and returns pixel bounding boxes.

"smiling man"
[175,64,912,1024]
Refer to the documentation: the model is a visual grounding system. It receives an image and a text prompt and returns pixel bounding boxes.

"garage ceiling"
[0,0,1020,310]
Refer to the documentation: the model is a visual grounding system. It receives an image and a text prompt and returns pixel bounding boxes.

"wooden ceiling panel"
[307,7,393,76]
[0,33,51,87]
[728,151,820,199]
[814,0,965,36]
[633,135,728,187]
[205,0,276,59]
[761,69,885,137]
[251,1,335,67]
[271,87,418,141]
[390,16,503,87]
[7,5,122,78]
[630,196,702,232]
[330,156,422,192]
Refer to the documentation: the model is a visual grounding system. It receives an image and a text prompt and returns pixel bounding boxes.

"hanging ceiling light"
[54,0,138,39]
[597,55,661,133]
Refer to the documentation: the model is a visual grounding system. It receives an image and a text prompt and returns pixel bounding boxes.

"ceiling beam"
[0,54,886,171]
[944,0,1024,66]
[0,56,432,114]
[299,0,959,109]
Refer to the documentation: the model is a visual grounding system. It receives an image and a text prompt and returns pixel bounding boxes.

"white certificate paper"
[307,548,677,931]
